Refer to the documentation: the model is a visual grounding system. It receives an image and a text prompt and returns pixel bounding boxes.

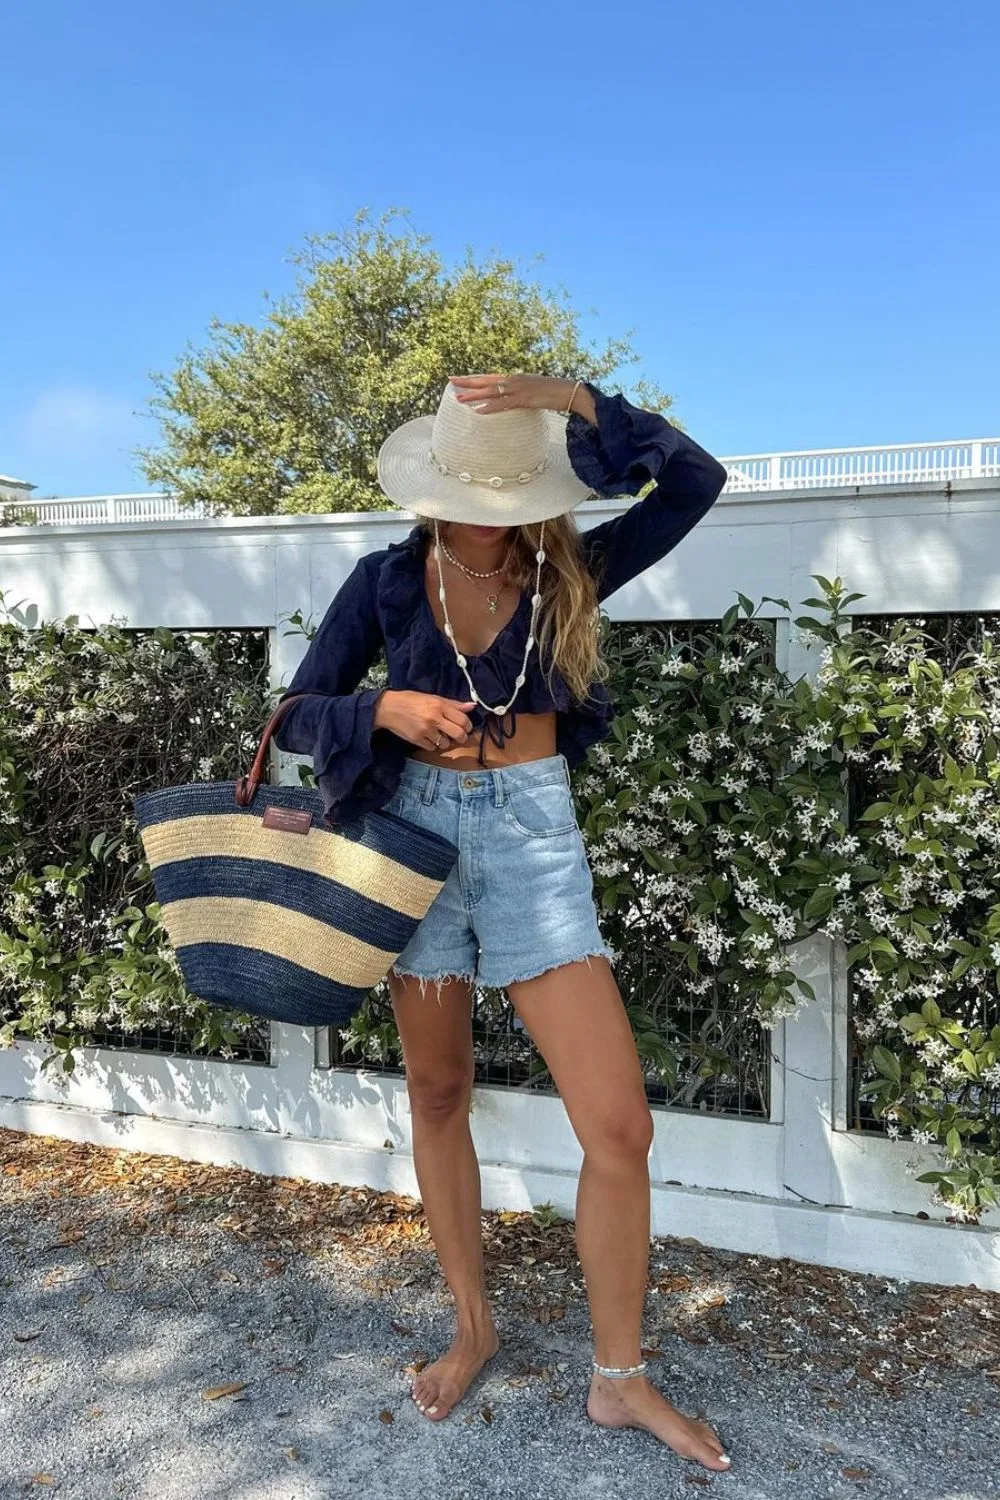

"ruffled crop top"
[272,381,728,829]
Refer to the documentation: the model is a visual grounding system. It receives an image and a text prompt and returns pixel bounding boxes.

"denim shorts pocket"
[380,784,415,821]
[503,782,579,838]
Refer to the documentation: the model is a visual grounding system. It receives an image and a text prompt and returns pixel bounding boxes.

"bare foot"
[411,1318,500,1421]
[587,1371,732,1471]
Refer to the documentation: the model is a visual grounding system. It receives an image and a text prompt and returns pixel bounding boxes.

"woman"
[274,373,731,1472]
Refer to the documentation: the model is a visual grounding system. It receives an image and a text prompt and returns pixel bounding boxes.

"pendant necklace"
[483,584,504,615]
[439,534,513,615]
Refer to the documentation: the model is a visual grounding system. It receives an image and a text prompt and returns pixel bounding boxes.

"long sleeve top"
[272,381,728,829]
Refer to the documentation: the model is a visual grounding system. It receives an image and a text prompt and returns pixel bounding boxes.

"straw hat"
[376,380,593,525]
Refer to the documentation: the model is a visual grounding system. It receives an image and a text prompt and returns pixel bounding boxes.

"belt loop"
[491,768,505,808]
[421,765,439,805]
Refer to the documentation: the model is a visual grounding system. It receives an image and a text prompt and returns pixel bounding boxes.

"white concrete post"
[776,621,850,1206]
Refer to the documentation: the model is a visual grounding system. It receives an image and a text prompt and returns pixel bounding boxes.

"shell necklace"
[432,517,545,719]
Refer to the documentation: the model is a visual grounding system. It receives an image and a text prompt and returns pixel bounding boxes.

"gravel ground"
[1,1127,998,1500]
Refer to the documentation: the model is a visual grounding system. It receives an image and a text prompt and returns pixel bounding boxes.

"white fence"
[723,437,1000,493]
[2,492,215,526]
[2,475,1000,1289]
[4,437,1000,527]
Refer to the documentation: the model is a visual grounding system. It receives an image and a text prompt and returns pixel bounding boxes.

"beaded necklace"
[440,535,513,614]
[432,517,545,720]
[439,536,511,579]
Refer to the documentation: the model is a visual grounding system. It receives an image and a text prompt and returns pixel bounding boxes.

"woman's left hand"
[448,372,578,416]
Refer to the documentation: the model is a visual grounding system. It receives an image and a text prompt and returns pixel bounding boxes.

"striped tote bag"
[132,693,459,1026]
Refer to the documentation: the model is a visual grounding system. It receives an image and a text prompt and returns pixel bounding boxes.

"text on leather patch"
[262,806,313,834]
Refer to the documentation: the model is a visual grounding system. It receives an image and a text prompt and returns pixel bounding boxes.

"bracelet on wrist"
[563,378,582,418]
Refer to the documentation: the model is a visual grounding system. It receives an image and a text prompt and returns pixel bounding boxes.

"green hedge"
[0,592,272,1063]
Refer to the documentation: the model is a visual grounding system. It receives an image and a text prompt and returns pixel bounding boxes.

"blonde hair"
[418,513,609,703]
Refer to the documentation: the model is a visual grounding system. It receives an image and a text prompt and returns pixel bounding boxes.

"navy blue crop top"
[272,381,728,828]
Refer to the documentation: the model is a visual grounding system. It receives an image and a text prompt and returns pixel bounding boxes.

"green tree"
[138,208,673,517]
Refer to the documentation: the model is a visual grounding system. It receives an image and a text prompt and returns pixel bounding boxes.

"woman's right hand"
[373,689,477,751]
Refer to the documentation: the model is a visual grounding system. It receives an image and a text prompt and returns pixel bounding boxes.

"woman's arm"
[273,556,387,804]
[564,381,727,603]
[448,373,727,604]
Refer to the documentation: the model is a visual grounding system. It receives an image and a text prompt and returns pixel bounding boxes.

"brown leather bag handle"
[234,692,316,808]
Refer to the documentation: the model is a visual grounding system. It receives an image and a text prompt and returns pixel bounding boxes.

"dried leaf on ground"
[200,1381,247,1401]
[5,1124,1000,1407]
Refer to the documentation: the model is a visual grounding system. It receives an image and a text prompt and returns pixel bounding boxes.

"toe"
[425,1380,459,1420]
[412,1375,437,1412]
[695,1421,723,1453]
[425,1380,467,1416]
[695,1424,731,1468]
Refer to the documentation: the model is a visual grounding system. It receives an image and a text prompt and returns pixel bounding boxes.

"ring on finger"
[497,380,506,396]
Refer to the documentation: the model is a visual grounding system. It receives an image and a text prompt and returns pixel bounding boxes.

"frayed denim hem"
[388,965,478,1006]
[478,946,615,991]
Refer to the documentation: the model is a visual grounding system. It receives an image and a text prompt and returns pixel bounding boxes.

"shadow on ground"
[1,1127,997,1500]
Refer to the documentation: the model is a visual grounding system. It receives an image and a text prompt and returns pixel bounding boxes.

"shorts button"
[462,776,477,788]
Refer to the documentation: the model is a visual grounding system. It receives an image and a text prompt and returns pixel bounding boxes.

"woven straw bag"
[132,693,459,1026]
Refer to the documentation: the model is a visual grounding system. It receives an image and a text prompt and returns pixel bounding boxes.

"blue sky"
[2,0,997,497]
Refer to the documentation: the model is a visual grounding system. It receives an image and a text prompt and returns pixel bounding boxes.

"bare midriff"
[408,709,558,771]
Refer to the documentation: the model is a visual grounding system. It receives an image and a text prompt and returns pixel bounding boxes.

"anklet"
[592,1358,647,1379]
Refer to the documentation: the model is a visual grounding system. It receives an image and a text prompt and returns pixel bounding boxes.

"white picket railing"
[1,492,215,525]
[4,438,999,526]
[723,437,1000,494]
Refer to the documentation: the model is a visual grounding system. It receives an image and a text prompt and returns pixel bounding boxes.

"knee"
[406,1068,473,1125]
[585,1106,655,1164]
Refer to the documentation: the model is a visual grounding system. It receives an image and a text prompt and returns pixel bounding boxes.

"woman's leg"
[387,971,499,1420]
[506,957,731,1472]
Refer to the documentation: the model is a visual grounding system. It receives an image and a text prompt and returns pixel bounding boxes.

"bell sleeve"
[566,381,729,603]
[271,555,387,820]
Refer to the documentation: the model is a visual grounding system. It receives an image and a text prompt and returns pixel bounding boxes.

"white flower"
[737,703,764,726]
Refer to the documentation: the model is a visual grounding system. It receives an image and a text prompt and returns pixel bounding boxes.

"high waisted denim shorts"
[383,752,614,1000]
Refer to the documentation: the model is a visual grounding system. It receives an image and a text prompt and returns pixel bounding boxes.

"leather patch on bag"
[262,806,313,835]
